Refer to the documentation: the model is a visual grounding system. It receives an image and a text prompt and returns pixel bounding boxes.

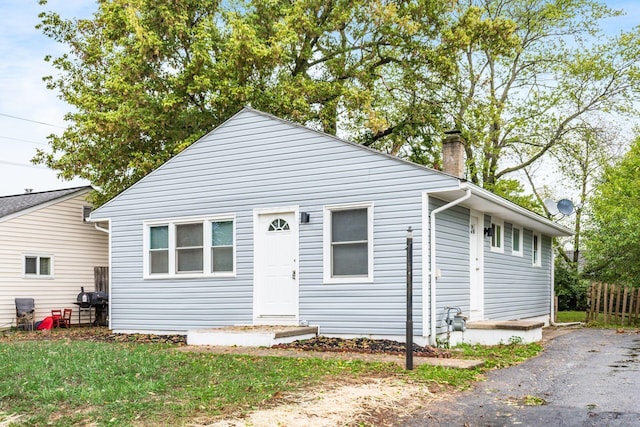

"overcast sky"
[0,0,638,197]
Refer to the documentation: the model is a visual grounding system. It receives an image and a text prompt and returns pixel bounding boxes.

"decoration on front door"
[268,218,290,231]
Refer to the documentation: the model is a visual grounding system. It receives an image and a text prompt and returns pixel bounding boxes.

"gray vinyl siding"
[483,218,552,320]
[430,198,470,332]
[93,109,458,335]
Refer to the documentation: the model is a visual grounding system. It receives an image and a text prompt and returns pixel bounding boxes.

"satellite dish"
[557,199,575,216]
[544,198,560,215]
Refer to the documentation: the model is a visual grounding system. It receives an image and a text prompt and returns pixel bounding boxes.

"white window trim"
[22,253,54,279]
[532,231,542,267]
[490,219,504,253]
[511,225,523,257]
[143,214,236,279]
[323,202,374,284]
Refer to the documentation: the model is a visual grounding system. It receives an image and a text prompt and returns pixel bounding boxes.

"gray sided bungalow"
[91,107,571,345]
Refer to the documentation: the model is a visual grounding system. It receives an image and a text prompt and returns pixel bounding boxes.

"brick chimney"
[442,130,465,179]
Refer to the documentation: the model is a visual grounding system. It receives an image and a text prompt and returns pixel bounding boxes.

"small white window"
[512,226,523,257]
[323,202,374,283]
[490,219,504,253]
[532,232,542,267]
[24,255,54,278]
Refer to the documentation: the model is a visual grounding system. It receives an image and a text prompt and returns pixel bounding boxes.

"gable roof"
[92,107,572,237]
[0,186,91,220]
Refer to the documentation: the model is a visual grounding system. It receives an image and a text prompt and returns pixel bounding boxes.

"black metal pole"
[406,226,414,370]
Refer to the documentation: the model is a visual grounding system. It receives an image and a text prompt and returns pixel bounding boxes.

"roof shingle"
[0,186,91,219]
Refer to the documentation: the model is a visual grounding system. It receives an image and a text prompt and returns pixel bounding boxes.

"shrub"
[554,259,589,311]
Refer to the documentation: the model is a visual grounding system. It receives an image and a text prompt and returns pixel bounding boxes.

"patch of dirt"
[192,377,437,427]
[273,336,452,358]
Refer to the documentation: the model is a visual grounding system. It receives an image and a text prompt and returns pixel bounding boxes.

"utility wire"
[0,160,49,170]
[0,112,64,129]
[0,135,49,146]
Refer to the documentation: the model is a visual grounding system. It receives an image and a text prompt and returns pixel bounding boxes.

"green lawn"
[556,310,640,327]
[556,310,587,323]
[0,335,543,426]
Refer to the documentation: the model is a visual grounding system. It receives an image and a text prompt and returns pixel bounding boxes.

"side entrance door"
[469,211,484,321]
[253,210,298,324]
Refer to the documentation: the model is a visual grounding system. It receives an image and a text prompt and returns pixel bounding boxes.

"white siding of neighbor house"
[93,108,460,335]
[483,218,552,320]
[0,192,109,329]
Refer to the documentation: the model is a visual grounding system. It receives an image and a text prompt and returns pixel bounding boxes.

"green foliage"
[35,0,454,205]
[34,0,640,204]
[585,134,640,285]
[508,336,524,345]
[491,178,541,213]
[444,0,639,189]
[554,259,589,311]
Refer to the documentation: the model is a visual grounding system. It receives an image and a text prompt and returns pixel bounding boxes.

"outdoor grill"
[76,286,109,326]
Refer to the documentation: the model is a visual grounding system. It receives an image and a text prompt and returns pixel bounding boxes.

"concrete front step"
[186,325,319,347]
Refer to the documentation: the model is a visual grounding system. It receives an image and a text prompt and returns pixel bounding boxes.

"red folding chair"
[51,309,62,328]
[60,308,72,328]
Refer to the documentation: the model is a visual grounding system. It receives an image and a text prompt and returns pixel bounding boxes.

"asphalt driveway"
[402,328,640,427]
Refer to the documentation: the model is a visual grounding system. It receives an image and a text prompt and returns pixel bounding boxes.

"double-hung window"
[532,232,542,267]
[512,226,523,257]
[490,219,504,253]
[211,220,234,272]
[324,202,373,283]
[145,216,235,278]
[23,254,53,277]
[176,223,203,273]
[149,225,169,274]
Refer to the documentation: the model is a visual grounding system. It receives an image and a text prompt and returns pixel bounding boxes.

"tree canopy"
[585,134,640,285]
[442,0,640,192]
[35,0,454,204]
[34,0,640,205]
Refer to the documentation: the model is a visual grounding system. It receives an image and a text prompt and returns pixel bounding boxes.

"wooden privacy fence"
[586,282,640,326]
[94,266,109,293]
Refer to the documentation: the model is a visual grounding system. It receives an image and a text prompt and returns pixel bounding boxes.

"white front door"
[469,211,484,320]
[254,210,298,323]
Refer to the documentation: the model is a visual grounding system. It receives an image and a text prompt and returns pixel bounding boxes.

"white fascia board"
[426,181,573,237]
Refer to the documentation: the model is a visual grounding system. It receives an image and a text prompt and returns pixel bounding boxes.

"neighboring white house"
[0,186,109,329]
[91,108,573,345]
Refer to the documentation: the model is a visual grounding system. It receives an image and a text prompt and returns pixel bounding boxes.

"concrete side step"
[187,325,319,347]
[448,320,544,346]
[467,320,545,331]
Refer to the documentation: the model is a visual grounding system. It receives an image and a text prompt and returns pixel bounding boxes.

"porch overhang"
[428,182,573,237]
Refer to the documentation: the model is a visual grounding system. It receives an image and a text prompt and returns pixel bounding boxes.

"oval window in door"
[268,218,290,231]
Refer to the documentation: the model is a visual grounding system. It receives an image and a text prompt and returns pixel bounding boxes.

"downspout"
[429,185,472,346]
[94,222,109,233]
[550,249,555,325]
